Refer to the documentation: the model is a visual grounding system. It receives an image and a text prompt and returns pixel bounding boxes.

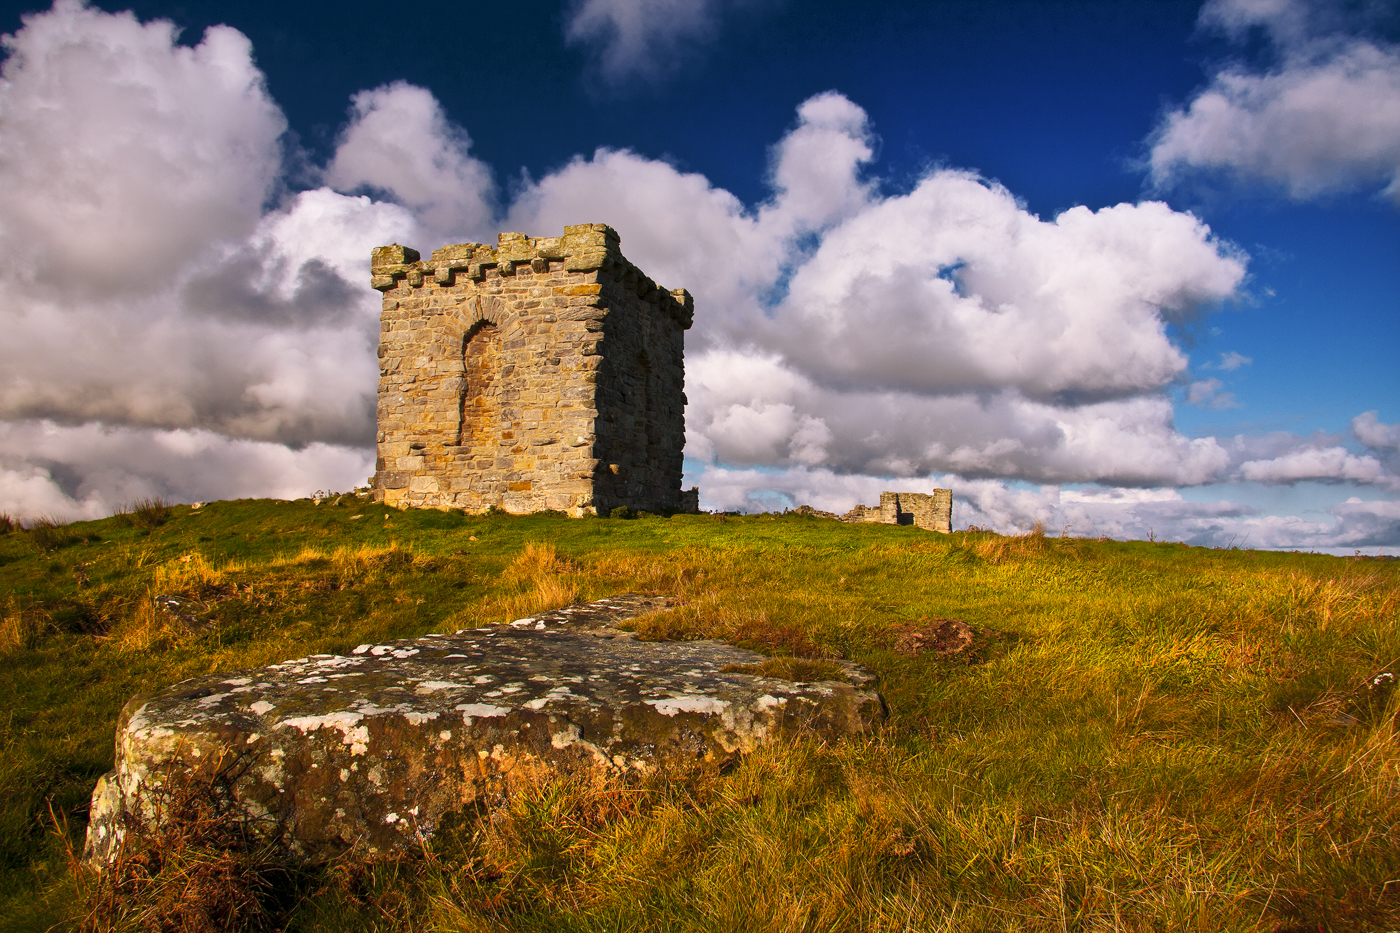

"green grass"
[1,498,1396,931]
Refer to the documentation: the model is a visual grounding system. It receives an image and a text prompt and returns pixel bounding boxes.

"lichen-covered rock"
[86,595,883,865]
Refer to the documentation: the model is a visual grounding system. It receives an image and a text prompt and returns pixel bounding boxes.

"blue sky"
[0,0,1395,551]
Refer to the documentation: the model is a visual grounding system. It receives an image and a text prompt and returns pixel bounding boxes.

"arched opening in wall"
[457,321,501,459]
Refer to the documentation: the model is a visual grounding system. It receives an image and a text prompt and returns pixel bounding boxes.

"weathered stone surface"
[86,595,883,866]
[373,225,699,517]
[843,490,953,533]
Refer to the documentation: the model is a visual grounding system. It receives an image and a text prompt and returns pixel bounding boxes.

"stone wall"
[371,224,694,516]
[843,491,952,533]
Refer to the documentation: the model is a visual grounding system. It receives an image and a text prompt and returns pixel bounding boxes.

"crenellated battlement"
[370,224,693,328]
[371,224,696,516]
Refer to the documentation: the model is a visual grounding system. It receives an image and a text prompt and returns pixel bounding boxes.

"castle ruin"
[844,491,952,533]
[371,224,696,516]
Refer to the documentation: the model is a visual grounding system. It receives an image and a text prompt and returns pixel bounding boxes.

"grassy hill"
[1,497,1396,932]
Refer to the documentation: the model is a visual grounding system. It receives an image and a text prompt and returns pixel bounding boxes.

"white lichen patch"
[456,703,509,722]
[551,722,582,749]
[315,656,363,669]
[278,711,372,755]
[646,696,731,717]
[414,681,466,693]
[249,701,276,716]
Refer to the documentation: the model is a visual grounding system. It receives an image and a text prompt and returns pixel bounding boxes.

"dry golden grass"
[965,521,1051,564]
[0,596,39,655]
[468,541,582,623]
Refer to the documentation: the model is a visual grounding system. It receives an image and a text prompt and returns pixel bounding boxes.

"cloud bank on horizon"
[0,0,1395,552]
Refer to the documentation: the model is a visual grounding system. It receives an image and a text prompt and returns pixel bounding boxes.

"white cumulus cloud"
[1239,446,1396,487]
[1353,410,1400,450]
[0,0,286,296]
[1186,377,1240,408]
[766,178,1244,399]
[324,81,496,245]
[1149,0,1400,202]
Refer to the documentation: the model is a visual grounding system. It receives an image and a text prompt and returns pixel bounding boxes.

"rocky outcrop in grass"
[86,594,884,865]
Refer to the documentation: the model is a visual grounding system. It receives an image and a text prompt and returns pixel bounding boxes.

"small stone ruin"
[844,491,953,533]
[86,595,883,865]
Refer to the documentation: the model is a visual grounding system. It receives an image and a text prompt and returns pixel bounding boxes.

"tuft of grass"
[0,501,1396,931]
[111,497,173,532]
[27,516,83,551]
[481,541,580,622]
[0,597,41,655]
[0,513,17,535]
[132,497,172,530]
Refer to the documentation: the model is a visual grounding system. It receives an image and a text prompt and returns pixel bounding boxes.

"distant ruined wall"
[844,491,952,533]
[371,224,694,516]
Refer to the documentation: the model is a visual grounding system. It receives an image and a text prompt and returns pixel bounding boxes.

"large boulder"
[86,594,884,864]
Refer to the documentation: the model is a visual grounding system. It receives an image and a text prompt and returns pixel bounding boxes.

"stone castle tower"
[370,224,696,516]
